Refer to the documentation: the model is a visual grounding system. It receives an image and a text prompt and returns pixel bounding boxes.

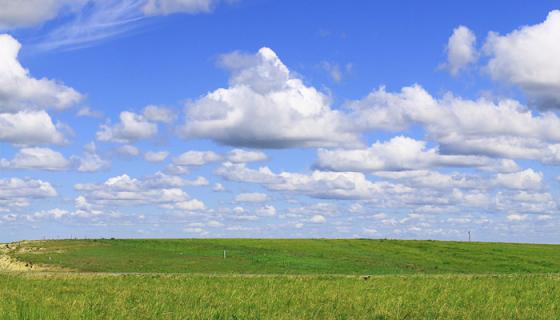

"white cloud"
[256,205,276,217]
[235,192,268,203]
[141,172,211,189]
[216,162,403,200]
[31,0,232,51]
[116,145,140,157]
[75,173,205,211]
[76,142,110,172]
[144,151,169,162]
[180,47,358,148]
[75,195,92,210]
[213,183,225,192]
[349,85,560,164]
[77,106,103,118]
[1,147,70,170]
[374,170,483,190]
[316,136,509,172]
[350,85,560,139]
[30,202,118,221]
[185,176,209,186]
[32,208,70,220]
[373,213,387,220]
[363,228,377,235]
[227,149,267,163]
[97,111,157,143]
[172,150,221,166]
[321,61,342,82]
[0,34,81,112]
[228,205,260,221]
[310,215,326,224]
[496,191,557,215]
[320,61,351,83]
[0,177,57,208]
[507,214,529,222]
[215,162,555,216]
[447,217,471,224]
[368,171,494,209]
[0,35,80,146]
[0,0,85,29]
[77,156,107,172]
[450,189,491,208]
[183,227,208,235]
[348,202,363,213]
[285,203,339,219]
[439,137,560,165]
[234,214,258,221]
[483,10,560,109]
[36,1,146,50]
[143,0,218,15]
[164,163,190,175]
[214,162,282,184]
[175,199,206,211]
[0,177,57,198]
[443,26,477,76]
[495,169,543,190]
[143,105,176,123]
[207,220,224,227]
[0,0,228,36]
[0,111,66,145]
[143,172,188,188]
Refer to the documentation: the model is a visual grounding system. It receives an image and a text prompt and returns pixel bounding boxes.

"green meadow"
[2,239,560,319]
[10,238,560,274]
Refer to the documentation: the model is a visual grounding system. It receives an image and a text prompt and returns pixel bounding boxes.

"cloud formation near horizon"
[1,6,559,242]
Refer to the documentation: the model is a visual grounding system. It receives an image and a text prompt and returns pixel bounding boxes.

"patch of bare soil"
[0,243,45,272]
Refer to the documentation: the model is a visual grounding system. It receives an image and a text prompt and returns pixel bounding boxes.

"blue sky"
[1,0,559,243]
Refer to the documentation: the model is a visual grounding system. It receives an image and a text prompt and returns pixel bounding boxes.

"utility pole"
[468,231,471,242]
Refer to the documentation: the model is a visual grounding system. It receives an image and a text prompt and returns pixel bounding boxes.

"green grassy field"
[1,273,559,319]
[9,238,560,274]
[2,239,560,319]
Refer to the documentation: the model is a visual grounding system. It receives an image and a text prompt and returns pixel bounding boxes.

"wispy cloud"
[35,0,146,51]
[30,0,229,51]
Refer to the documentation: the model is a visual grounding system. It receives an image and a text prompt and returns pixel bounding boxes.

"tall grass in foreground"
[1,273,559,319]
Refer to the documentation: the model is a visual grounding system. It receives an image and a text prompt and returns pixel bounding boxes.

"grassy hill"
[8,238,560,274]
